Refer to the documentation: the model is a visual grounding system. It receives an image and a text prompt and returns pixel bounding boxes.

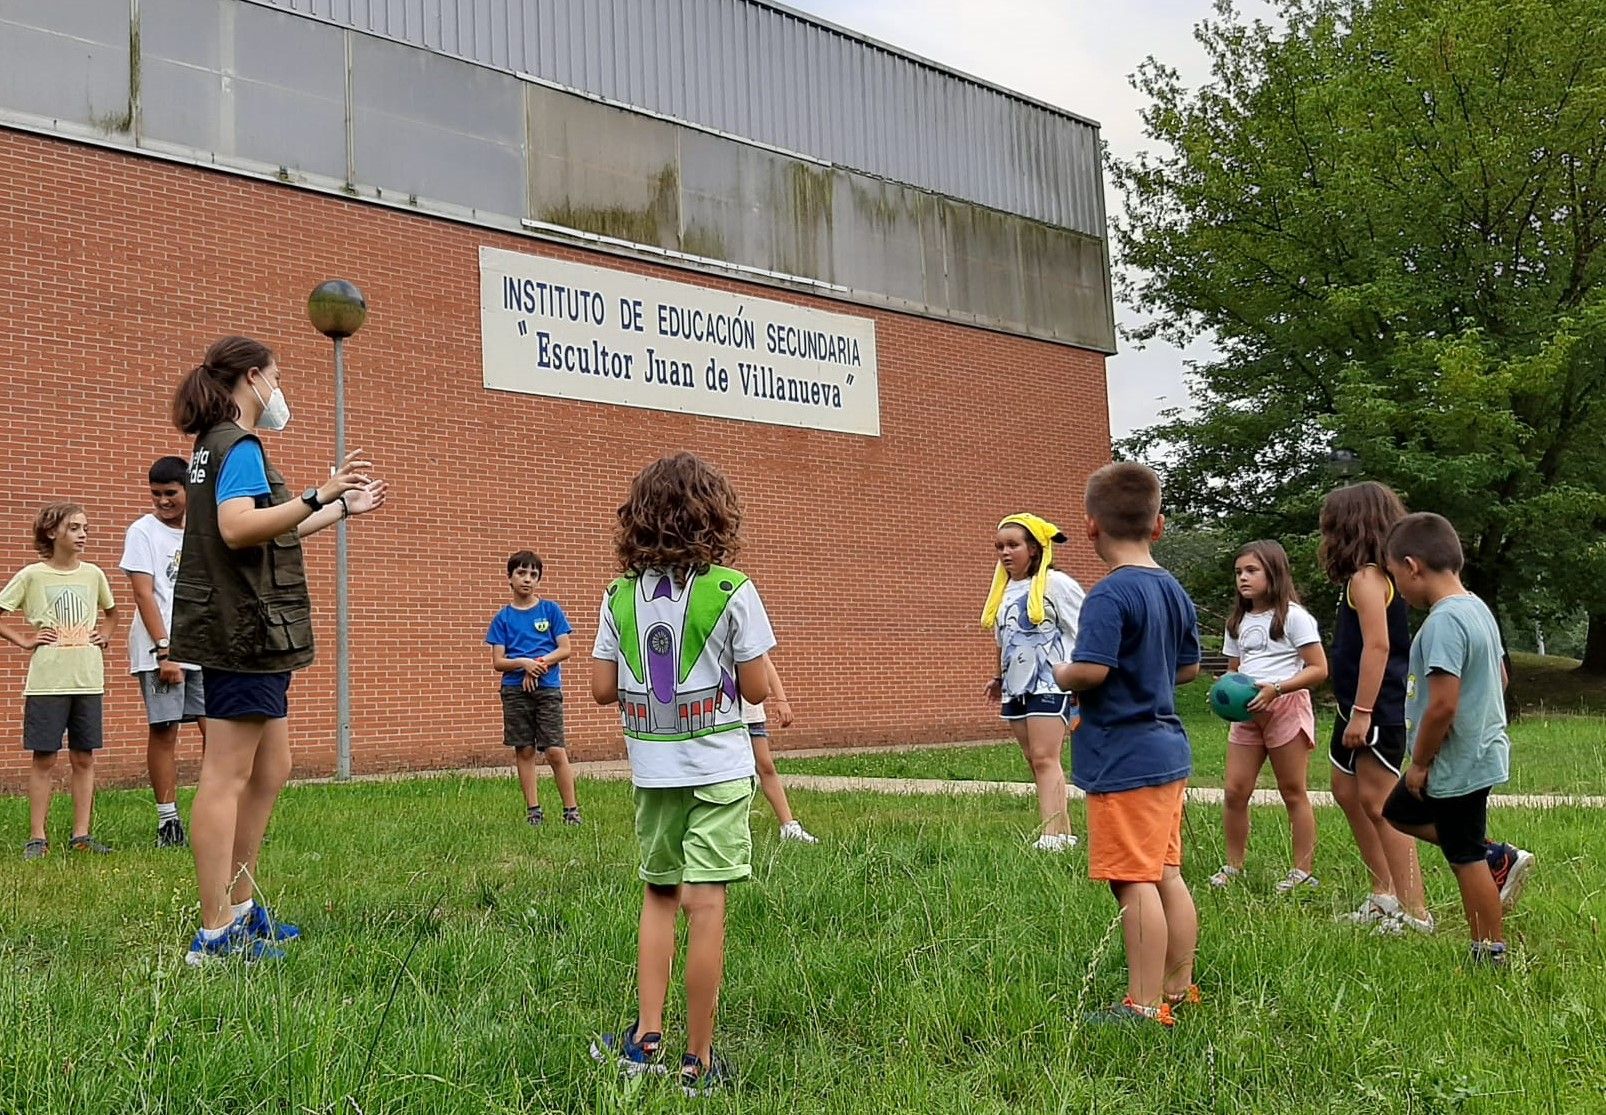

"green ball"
[1209,672,1260,723]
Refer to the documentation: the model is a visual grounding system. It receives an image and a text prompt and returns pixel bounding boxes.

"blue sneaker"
[590,1022,665,1076]
[185,922,285,967]
[679,1050,733,1097]
[240,902,301,943]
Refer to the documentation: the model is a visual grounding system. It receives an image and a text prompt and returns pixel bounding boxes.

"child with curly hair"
[589,452,775,1096]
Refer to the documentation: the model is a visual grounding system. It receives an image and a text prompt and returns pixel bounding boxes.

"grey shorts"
[23,694,104,753]
[137,669,206,728]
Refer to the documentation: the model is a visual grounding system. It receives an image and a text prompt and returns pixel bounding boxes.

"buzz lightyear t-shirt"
[592,566,775,788]
[0,562,115,695]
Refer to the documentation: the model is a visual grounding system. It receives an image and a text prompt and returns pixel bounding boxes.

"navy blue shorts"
[202,668,292,720]
[1001,692,1075,722]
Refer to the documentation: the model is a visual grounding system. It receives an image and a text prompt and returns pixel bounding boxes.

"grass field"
[1,776,1603,1114]
[777,673,1606,796]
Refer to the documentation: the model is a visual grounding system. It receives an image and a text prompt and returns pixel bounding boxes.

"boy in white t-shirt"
[742,658,817,843]
[120,457,207,848]
[1211,541,1329,893]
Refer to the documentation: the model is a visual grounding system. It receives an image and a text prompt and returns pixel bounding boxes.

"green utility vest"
[170,422,316,672]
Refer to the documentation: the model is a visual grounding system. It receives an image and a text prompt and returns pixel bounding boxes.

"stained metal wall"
[248,0,1107,236]
[0,0,1116,351]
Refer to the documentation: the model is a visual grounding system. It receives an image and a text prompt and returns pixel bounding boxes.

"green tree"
[1112,0,1606,660]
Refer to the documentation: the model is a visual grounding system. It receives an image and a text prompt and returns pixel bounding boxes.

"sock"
[156,802,179,822]
[232,899,254,920]
[200,922,232,942]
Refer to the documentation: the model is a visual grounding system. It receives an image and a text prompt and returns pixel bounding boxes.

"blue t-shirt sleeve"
[216,439,270,503]
[549,602,573,637]
[1178,593,1201,666]
[485,608,509,647]
[1071,585,1123,667]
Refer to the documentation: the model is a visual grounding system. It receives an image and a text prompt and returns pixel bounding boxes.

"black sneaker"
[679,1050,732,1096]
[526,806,544,827]
[1471,941,1508,968]
[157,817,188,848]
[69,834,112,855]
[22,838,48,861]
[563,807,582,826]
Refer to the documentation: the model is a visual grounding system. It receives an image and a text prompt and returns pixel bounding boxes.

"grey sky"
[784,0,1274,440]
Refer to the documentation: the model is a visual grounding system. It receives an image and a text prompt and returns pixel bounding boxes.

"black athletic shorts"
[1382,780,1490,866]
[23,694,103,753]
[1329,710,1407,776]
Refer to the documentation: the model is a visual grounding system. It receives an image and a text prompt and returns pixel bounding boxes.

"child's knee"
[754,753,778,777]
[679,883,727,917]
[1223,783,1254,811]
[544,746,569,768]
[30,750,57,769]
[67,750,95,771]
[1277,783,1308,808]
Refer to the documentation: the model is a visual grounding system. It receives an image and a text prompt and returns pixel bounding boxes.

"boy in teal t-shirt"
[1382,513,1534,965]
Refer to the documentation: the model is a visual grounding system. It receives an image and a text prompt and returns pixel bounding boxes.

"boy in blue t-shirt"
[1054,462,1201,1027]
[485,550,579,826]
[1382,513,1535,966]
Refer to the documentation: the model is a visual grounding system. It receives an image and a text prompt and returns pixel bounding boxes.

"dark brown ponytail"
[172,335,275,436]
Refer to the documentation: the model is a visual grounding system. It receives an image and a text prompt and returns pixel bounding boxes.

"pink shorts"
[1228,688,1315,750]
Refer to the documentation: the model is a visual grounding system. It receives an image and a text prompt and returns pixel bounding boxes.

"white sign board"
[479,246,880,436]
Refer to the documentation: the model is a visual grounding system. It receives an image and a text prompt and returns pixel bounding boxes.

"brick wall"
[0,128,1112,791]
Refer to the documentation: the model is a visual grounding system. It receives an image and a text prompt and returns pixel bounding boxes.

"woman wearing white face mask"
[169,335,388,965]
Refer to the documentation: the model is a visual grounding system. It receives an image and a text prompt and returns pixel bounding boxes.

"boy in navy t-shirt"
[486,550,580,826]
[1055,462,1202,1027]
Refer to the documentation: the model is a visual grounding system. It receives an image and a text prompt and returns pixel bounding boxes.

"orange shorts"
[1086,779,1187,884]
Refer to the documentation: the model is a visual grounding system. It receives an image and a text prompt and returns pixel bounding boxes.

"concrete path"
[312,746,1606,810]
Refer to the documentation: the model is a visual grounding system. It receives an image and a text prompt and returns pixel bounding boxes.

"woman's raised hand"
[317,449,373,506]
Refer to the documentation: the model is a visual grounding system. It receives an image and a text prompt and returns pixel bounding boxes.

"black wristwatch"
[301,487,323,512]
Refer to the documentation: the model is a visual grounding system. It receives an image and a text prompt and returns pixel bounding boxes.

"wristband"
[1351,704,1374,715]
[338,494,350,519]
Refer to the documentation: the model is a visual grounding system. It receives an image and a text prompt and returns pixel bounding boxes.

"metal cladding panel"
[248,0,1105,235]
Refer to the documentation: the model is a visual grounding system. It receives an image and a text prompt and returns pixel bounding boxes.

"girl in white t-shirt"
[981,513,1085,852]
[1211,540,1329,893]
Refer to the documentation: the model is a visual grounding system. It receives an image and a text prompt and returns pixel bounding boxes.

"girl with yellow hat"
[981,514,1086,852]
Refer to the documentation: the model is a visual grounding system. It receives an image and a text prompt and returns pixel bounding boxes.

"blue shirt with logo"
[1070,566,1200,794]
[485,600,572,688]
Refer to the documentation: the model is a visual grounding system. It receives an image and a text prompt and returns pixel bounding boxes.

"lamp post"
[1326,448,1361,478]
[307,280,367,781]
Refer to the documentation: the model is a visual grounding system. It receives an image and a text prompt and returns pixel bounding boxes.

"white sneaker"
[1209,865,1242,888]
[779,821,818,844]
[1033,833,1079,852]
[1336,894,1401,926]
[1375,910,1435,936]
[1274,868,1319,894]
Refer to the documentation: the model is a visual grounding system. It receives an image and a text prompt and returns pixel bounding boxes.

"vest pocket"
[261,599,313,653]
[270,534,308,589]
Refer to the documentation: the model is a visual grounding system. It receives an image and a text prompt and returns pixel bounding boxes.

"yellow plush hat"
[981,513,1068,629]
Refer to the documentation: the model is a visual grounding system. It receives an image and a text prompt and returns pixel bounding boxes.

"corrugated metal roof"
[246,0,1106,234]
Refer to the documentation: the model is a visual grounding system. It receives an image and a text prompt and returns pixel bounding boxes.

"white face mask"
[251,379,291,431]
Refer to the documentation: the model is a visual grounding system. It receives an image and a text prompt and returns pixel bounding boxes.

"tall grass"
[0,777,1601,1113]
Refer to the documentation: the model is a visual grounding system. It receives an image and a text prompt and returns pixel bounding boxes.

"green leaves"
[1115,0,1606,625]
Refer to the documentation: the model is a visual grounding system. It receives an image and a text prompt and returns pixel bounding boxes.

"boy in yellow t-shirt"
[0,503,117,859]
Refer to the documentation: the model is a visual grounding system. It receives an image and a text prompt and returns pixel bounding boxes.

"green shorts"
[634,778,755,886]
